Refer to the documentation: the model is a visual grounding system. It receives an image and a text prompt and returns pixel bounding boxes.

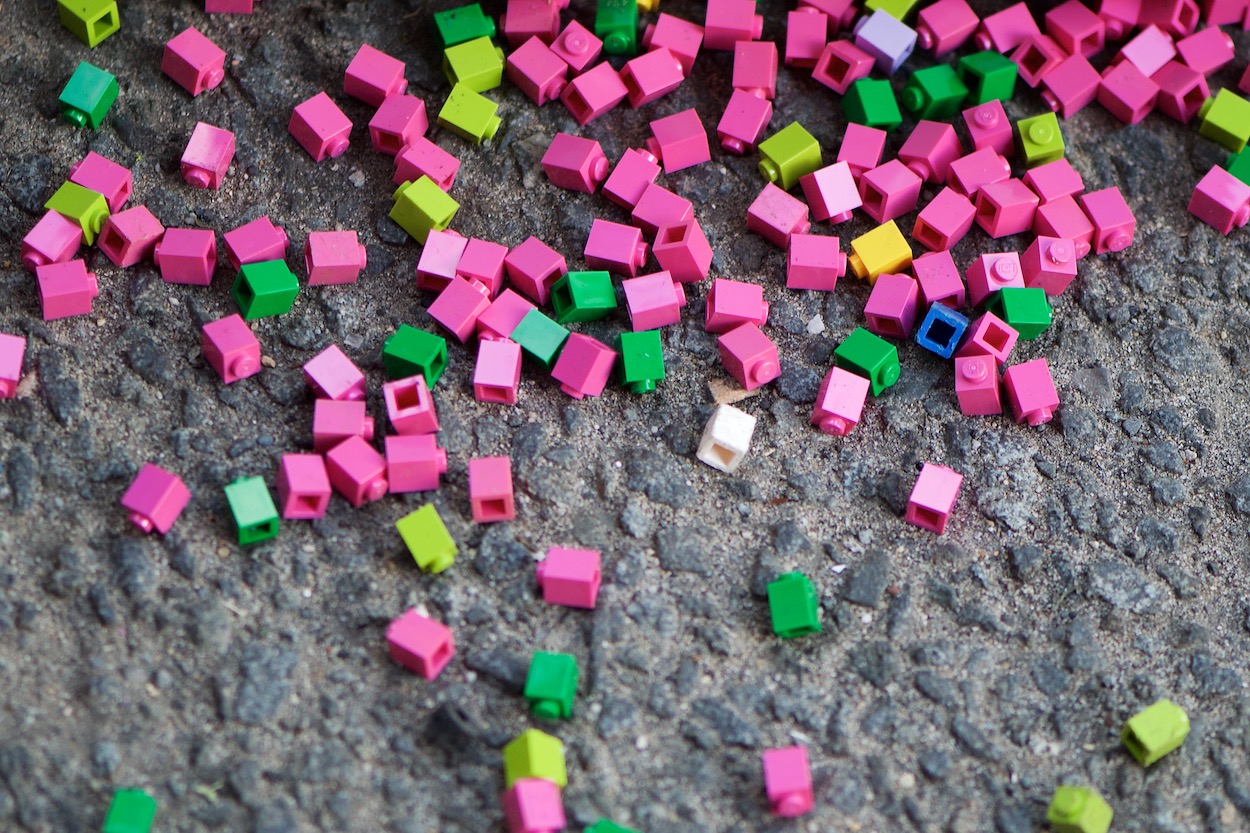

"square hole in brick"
[93,9,118,37]
[478,385,512,403]
[1182,85,1207,114]
[379,132,403,153]
[1018,44,1050,76]
[478,498,510,519]
[984,323,1011,351]
[296,494,324,512]
[911,506,942,529]
[660,224,687,245]
[862,185,886,217]
[393,381,424,411]
[914,222,941,251]
[870,315,905,339]
[709,444,736,467]
[101,227,123,250]
[927,319,957,348]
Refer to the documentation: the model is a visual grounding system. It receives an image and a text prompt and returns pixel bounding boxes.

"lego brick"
[1122,699,1190,767]
[1189,165,1250,234]
[853,9,918,75]
[224,476,279,545]
[344,43,407,106]
[603,148,661,210]
[473,337,522,404]
[1079,186,1136,253]
[428,276,491,343]
[652,219,713,282]
[947,147,1011,199]
[543,133,610,193]
[1046,786,1112,833]
[623,271,686,331]
[45,181,108,246]
[717,88,773,154]
[811,365,870,435]
[382,324,448,384]
[631,183,693,237]
[847,220,912,283]
[369,94,428,155]
[305,230,366,286]
[98,205,164,268]
[913,186,975,252]
[477,289,536,341]
[0,333,26,399]
[416,229,468,292]
[468,456,515,523]
[906,463,963,533]
[396,504,457,573]
[552,270,618,323]
[858,159,922,224]
[621,47,685,107]
[916,0,979,56]
[68,151,131,212]
[503,780,566,833]
[121,463,191,535]
[507,36,569,106]
[901,64,968,120]
[1152,60,1209,124]
[696,403,757,473]
[800,161,862,223]
[1011,34,1066,88]
[394,137,461,190]
[443,35,506,93]
[747,183,811,248]
[899,120,964,184]
[506,236,567,305]
[1040,52,1101,118]
[1022,158,1084,204]
[973,1,1039,52]
[1002,357,1059,425]
[501,0,560,47]
[705,278,769,333]
[560,62,628,125]
[391,176,460,245]
[762,747,814,817]
[1034,195,1095,258]
[914,302,970,358]
[457,237,509,295]
[21,211,83,273]
[59,0,119,48]
[1021,235,1080,295]
[966,251,1024,307]
[325,435,388,506]
[525,651,579,719]
[616,329,665,393]
[504,729,567,788]
[956,50,1018,104]
[976,178,1040,237]
[596,0,639,55]
[224,216,289,271]
[812,39,875,95]
[387,609,455,678]
[1140,0,1199,37]
[202,314,260,384]
[511,309,570,369]
[954,354,1003,416]
[162,27,226,96]
[551,333,616,398]
[785,8,828,68]
[289,91,352,161]
[912,250,966,307]
[733,40,777,99]
[767,572,821,637]
[101,789,156,833]
[834,327,900,395]
[312,399,374,453]
[276,454,331,519]
[703,0,763,50]
[434,3,497,48]
[1198,89,1250,154]
[36,259,99,321]
[181,122,235,189]
[863,272,920,338]
[386,434,448,493]
[758,122,822,191]
[537,547,602,607]
[59,61,117,128]
[1176,26,1234,76]
[962,100,1014,156]
[787,233,844,291]
[717,323,780,391]
[647,109,711,174]
[986,286,1052,340]
[1045,0,1106,57]
[438,83,502,144]
[955,311,1018,364]
[551,20,604,73]
[383,374,440,434]
[843,77,902,132]
[233,260,299,320]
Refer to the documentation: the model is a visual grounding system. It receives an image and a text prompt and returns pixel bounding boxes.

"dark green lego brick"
[551,271,618,323]
[595,0,638,56]
[843,78,902,132]
[767,572,821,638]
[986,287,1052,340]
[59,61,118,128]
[957,50,1018,105]
[1226,149,1250,186]
[524,651,579,719]
[232,260,300,320]
[834,327,901,395]
[512,309,570,370]
[902,65,969,121]
[615,329,665,393]
[433,3,496,48]
[382,324,448,385]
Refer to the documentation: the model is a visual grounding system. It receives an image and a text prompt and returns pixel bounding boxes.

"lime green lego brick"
[396,504,457,573]
[434,3,496,48]
[767,572,821,638]
[511,309,570,370]
[834,327,900,395]
[102,789,157,833]
[503,729,567,788]
[224,477,279,546]
[1122,699,1189,767]
[864,0,921,19]
[1226,149,1250,186]
[987,287,1052,340]
[443,36,506,93]
[390,176,460,244]
[44,181,109,245]
[843,78,903,133]
[382,325,448,385]
[437,83,502,145]
[1198,89,1250,154]
[1046,786,1113,833]
[957,51,1018,105]
[586,822,642,833]
[233,260,300,320]
[1016,112,1065,167]
[596,0,639,56]
[615,329,665,393]
[524,651,579,719]
[59,0,119,48]
[902,65,969,121]
[758,122,823,191]
[59,61,118,129]
[551,271,618,323]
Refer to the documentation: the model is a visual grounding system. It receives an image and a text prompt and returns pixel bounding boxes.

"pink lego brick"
[325,435,388,507]
[1045,0,1106,57]
[974,2,1039,52]
[560,62,628,126]
[718,88,773,155]
[800,161,862,223]
[181,122,235,189]
[502,779,566,833]
[457,238,509,295]
[305,230,366,286]
[585,219,648,277]
[201,314,260,383]
[157,228,216,286]
[1099,61,1159,124]
[863,272,920,338]
[852,9,918,75]
[501,0,561,47]
[541,133,609,193]
[429,276,491,343]
[955,311,1018,363]
[975,178,1040,238]
[811,365,869,436]
[917,0,980,56]
[913,187,975,252]
[787,233,844,291]
[416,229,469,292]
[386,434,448,493]
[1041,52,1102,118]
[705,278,769,333]
[1151,60,1210,123]
[798,0,857,35]
[747,183,811,247]
[1022,158,1084,204]
[1079,187,1135,253]
[812,39,875,95]
[303,343,366,401]
[205,0,253,12]
[962,101,1014,156]
[1117,24,1177,77]
[369,94,428,155]
[653,219,713,283]
[224,216,288,271]
[477,289,536,341]
[704,0,763,50]
[603,148,661,210]
[387,609,455,680]
[162,27,227,97]
[733,41,777,99]
[947,148,1011,199]
[631,183,693,237]
[647,109,711,174]
[1034,196,1096,258]
[505,237,567,305]
[621,48,685,107]
[537,546,601,607]
[344,44,408,107]
[1140,0,1199,36]
[473,337,523,404]
[898,121,964,184]
[0,333,26,399]
[312,399,374,453]
[1188,166,1250,234]
[1021,235,1080,295]
[859,160,922,224]
[551,333,616,398]
[1003,357,1059,425]
[786,9,828,68]
[837,123,887,182]
[1099,0,1142,39]
[383,374,440,434]
[506,37,569,106]
[36,260,98,321]
[121,463,191,535]
[762,747,814,818]
[641,13,703,76]
[276,454,332,519]
[967,251,1024,307]
[1011,34,1067,88]
[954,355,1003,415]
[394,137,460,190]
[68,152,131,212]
[905,462,963,533]
[912,250,966,308]
[1176,25,1234,75]
[1202,0,1248,26]
[98,205,164,268]
[717,323,780,391]
[290,92,352,162]
[21,211,82,273]
[468,456,515,522]
[551,20,603,73]
[623,271,686,331]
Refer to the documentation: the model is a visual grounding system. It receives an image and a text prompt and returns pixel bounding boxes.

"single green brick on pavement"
[758,122,823,191]
[957,50,1018,105]
[59,61,118,129]
[615,329,665,393]
[987,287,1052,340]
[396,504,457,573]
[512,309,570,369]
[767,572,821,638]
[524,651,579,719]
[224,477,279,546]
[438,83,501,145]
[59,0,119,48]
[382,325,448,385]
[1198,89,1250,154]
[1046,786,1112,833]
[233,260,299,320]
[595,0,639,56]
[503,729,567,788]
[102,788,157,833]
[443,36,506,93]
[551,271,617,323]
[843,78,903,132]
[45,181,109,245]
[586,822,642,833]
[1122,698,1190,767]
[390,176,459,244]
[1016,112,1065,166]
[863,0,921,19]
[901,65,969,120]
[433,3,497,48]
[1226,149,1250,186]
[834,327,901,396]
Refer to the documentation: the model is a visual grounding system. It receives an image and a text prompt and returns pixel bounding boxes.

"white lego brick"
[697,403,757,473]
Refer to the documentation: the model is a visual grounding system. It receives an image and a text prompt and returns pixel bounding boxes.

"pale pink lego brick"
[201,314,260,383]
[503,779,566,833]
[975,178,1040,238]
[68,151,131,212]
[477,289,536,341]
[852,9,918,75]
[1098,61,1159,124]
[429,276,491,343]
[641,13,702,76]
[560,62,628,126]
[98,205,163,268]
[1011,34,1066,88]
[1117,24,1177,77]
[864,272,920,339]
[468,456,515,522]
[787,233,844,291]
[1045,0,1106,57]
[704,0,763,50]
[585,219,647,278]
[1098,0,1142,40]
[962,101,1013,156]
[1041,52,1101,118]
[369,94,428,155]
[385,434,448,493]
[505,237,567,306]
[800,161,862,223]
[1140,0,1199,36]
[1176,25,1233,75]
[290,91,352,161]
[36,260,98,321]
[947,148,1011,199]
[747,183,811,248]
[537,546,601,607]
[837,123,887,181]
[326,435,388,507]
[906,462,963,533]
[506,37,569,106]
[967,251,1024,307]
[859,160,922,224]
[603,148,661,210]
[551,333,615,399]
[917,0,979,56]
[206,0,253,12]
[914,187,975,252]
[718,323,780,390]
[1003,358,1059,425]
[974,2,1039,52]
[762,747,814,818]
[312,399,374,453]
[718,87,773,154]
[912,250,966,308]
[541,133,609,193]
[797,0,857,35]
[224,216,289,271]
[0,333,26,399]
[647,109,711,174]
[812,39,874,95]
[705,278,769,333]
[786,9,827,68]
[121,463,191,534]
[181,122,235,189]
[1021,235,1079,295]
[344,44,408,107]
[21,210,82,273]
[416,229,468,292]
[394,137,460,190]
[1188,166,1250,235]
[387,609,455,680]
[1034,196,1095,258]
[811,365,869,435]
[652,219,713,283]
[733,40,777,99]
[276,453,332,519]
[457,238,509,296]
[954,355,1003,415]
[502,0,561,47]
[955,311,1018,363]
[1151,60,1209,123]
[383,374,440,434]
[162,27,226,97]
[1022,158,1084,204]
[898,121,963,184]
[303,343,366,401]
[551,20,603,73]
[623,271,686,331]
[474,337,523,404]
[1079,187,1135,253]
[621,48,685,107]
[305,230,366,286]
[631,183,693,237]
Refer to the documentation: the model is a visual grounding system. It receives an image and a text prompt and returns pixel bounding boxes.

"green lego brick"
[901,65,968,121]
[767,572,821,638]
[232,260,299,320]
[551,271,618,323]
[615,329,665,393]
[44,181,109,245]
[595,0,638,56]
[987,287,1052,340]
[396,504,457,573]
[1122,699,1190,767]
[382,325,448,385]
[834,327,900,395]
[443,36,506,93]
[503,729,567,788]
[102,788,157,833]
[586,822,642,833]
[390,176,460,244]
[433,3,496,48]
[58,0,119,48]
[224,477,279,546]
[1046,786,1113,833]
[511,309,570,369]
[524,651,579,719]
[1226,149,1250,186]
[957,51,1018,105]
[1016,112,1065,167]
[437,83,501,145]
[758,122,823,191]
[1198,89,1250,154]
[842,78,903,132]
[59,61,118,129]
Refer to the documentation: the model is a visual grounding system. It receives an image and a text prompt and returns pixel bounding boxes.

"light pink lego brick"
[905,462,963,533]
[913,187,975,252]
[303,343,366,401]
[603,148,661,210]
[474,338,523,403]
[955,311,1018,363]
[290,91,352,162]
[205,0,253,12]
[502,779,566,833]
[733,40,777,99]
[786,9,828,68]
[947,148,1011,199]
[325,435,388,507]
[181,122,235,189]
[647,109,711,174]
[457,238,509,295]
[1034,196,1095,258]
[162,27,227,97]
[917,0,980,56]
[787,233,844,291]
[1176,25,1233,75]
[1117,24,1177,77]
[394,137,461,190]
[1022,158,1084,204]
[305,230,366,286]
[477,289,537,341]
[966,251,1024,307]
[621,48,685,107]
[1045,0,1106,57]
[717,322,780,390]
[541,133,609,193]
[1003,357,1059,425]
[121,463,191,534]
[762,747,814,818]
[369,94,428,155]
[551,333,616,399]
[429,277,491,343]
[811,365,869,435]
[797,0,857,35]
[21,211,82,273]
[837,123,887,182]
[704,0,763,50]
[344,44,408,107]
[1079,187,1135,253]
[1151,60,1210,123]
[502,0,561,47]
[1041,52,1101,118]
[800,161,862,223]
[276,454,331,519]
[68,151,131,212]
[912,250,966,308]
[383,374,440,434]
[585,219,648,278]
[1021,235,1080,295]
[468,456,515,522]
[0,333,26,399]
[506,37,569,106]
[974,2,1039,52]
[631,183,693,238]
[201,314,260,383]
[858,160,922,224]
[718,88,773,155]
[1140,0,1199,36]
[962,101,1014,156]
[747,183,811,248]
[560,62,628,126]
[386,434,448,493]
[898,121,963,184]
[852,9,918,75]
[705,278,769,333]
[641,13,702,76]
[863,272,920,338]
[387,609,455,680]
[812,39,874,95]
[537,546,601,607]
[623,271,686,331]
[1098,0,1142,40]
[505,237,567,305]
[551,20,603,73]
[975,178,1040,238]
[312,399,374,453]
[1203,0,1248,26]
[653,219,713,283]
[224,216,288,271]
[1011,33,1067,88]
[1099,61,1159,124]
[416,229,469,292]
[1188,166,1250,234]
[954,355,1003,415]
[98,205,163,268]
[36,260,98,321]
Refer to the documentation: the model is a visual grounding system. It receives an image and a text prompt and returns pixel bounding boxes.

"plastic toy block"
[647,109,710,174]
[1079,187,1135,253]
[68,152,131,212]
[1011,34,1066,89]
[525,651,579,719]
[864,273,920,338]
[1190,166,1250,234]
[397,504,457,573]
[986,286,1051,339]
[653,219,712,283]
[538,547,602,607]
[395,138,460,190]
[1045,0,1105,57]
[747,183,812,248]
[956,311,1018,363]
[45,181,108,246]
[542,134,610,195]
[718,88,773,154]
[811,366,869,436]
[767,572,821,638]
[1034,197,1093,259]
[429,277,491,343]
[1176,27,1233,76]
[549,333,615,399]
[232,260,298,320]
[962,101,1013,156]
[853,9,917,75]
[812,39,875,95]
[1100,61,1160,125]
[1002,357,1059,425]
[382,375,438,436]
[438,83,501,144]
[801,161,862,223]
[473,337,522,404]
[383,326,448,385]
[312,399,374,452]
[913,250,965,307]
[59,0,119,47]
[1115,24,1174,81]
[976,178,1040,238]
[561,61,628,125]
[705,278,769,333]
[847,220,911,283]
[414,230,467,293]
[953,354,1003,415]
[947,147,1011,199]
[59,61,117,130]
[1046,786,1113,833]
[718,323,780,391]
[205,0,253,11]
[1098,0,1142,40]
[305,230,366,286]
[456,238,508,296]
[224,216,289,271]
[1021,235,1079,295]
[902,65,968,123]
[1198,89,1250,153]
[1023,158,1084,204]
[757,122,822,191]
[368,95,428,156]
[640,15,701,77]
[552,19,605,73]
[391,177,459,245]
[616,329,665,392]
[276,454,331,519]
[704,0,763,50]
[906,463,962,533]
[787,234,844,291]
[224,476,279,545]
[621,47,685,107]
[505,237,567,305]
[1039,53,1100,119]
[99,206,163,268]
[915,302,969,358]
[859,160,922,224]
[344,44,407,107]
[101,789,156,833]
[603,149,661,211]
[1123,699,1190,766]
[1141,0,1199,36]
[956,50,1018,104]
[120,463,191,535]
[899,121,964,183]
[552,271,617,323]
[501,0,561,47]
[201,314,259,384]
[507,37,568,106]
[914,187,975,252]
[762,746,814,817]
[835,326,900,395]
[435,3,497,47]
[1152,61,1209,124]
[503,779,566,833]
[444,36,506,93]
[302,343,365,402]
[181,122,235,189]
[326,435,388,507]
[289,91,353,162]
[478,290,536,341]
[386,434,448,493]
[387,609,455,679]
[0,333,25,399]
[631,183,693,237]
[623,272,686,331]
[36,260,98,321]
[1203,0,1247,26]
[697,404,757,473]
[916,0,978,55]
[504,730,568,788]
[966,251,1023,307]
[596,0,638,55]
[162,27,226,98]
[843,78,902,132]
[21,211,82,273]
[973,2,1038,52]
[785,9,828,68]
[798,0,857,34]
[511,309,570,369]
[863,0,921,19]
[733,41,777,99]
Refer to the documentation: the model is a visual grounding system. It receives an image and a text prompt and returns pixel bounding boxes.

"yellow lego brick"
[847,220,912,284]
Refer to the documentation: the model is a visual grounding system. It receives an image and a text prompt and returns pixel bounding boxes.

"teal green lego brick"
[1016,112,1065,167]
[503,729,567,788]
[524,651,579,719]
[390,176,459,244]
[1198,89,1250,154]
[957,51,1018,105]
[382,324,448,385]
[233,260,300,320]
[987,287,1052,340]
[595,0,638,56]
[834,327,900,396]
[1046,786,1113,833]
[443,36,506,93]
[551,271,618,323]
[59,0,119,48]
[1226,149,1250,186]
[615,329,665,393]
[511,309,570,370]
[864,0,921,19]
[767,572,821,638]
[758,122,823,191]
[586,822,642,833]
[396,504,457,573]
[59,61,118,129]
[1122,699,1190,767]
[102,788,157,833]
[437,83,502,145]
[842,78,903,132]
[433,3,496,48]
[224,477,279,546]
[901,65,968,121]
[44,181,109,245]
